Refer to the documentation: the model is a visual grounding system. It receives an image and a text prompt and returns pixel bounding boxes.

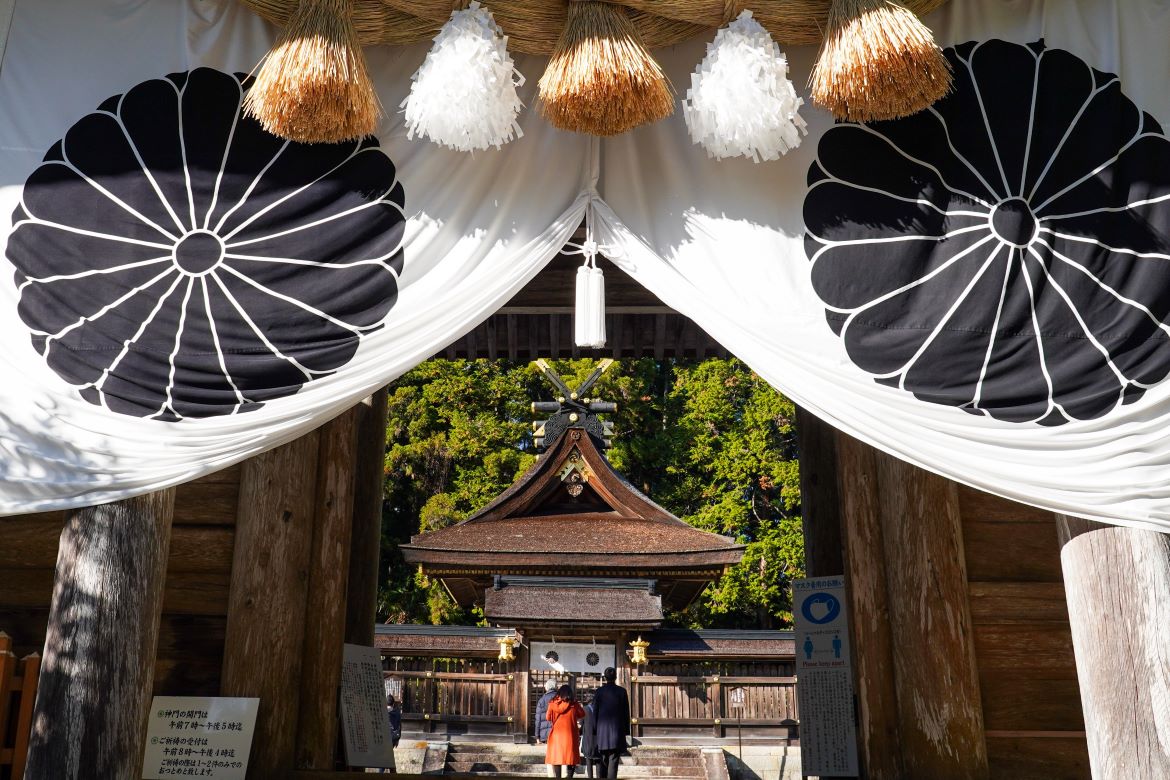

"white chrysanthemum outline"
[805,39,1170,426]
[10,70,406,421]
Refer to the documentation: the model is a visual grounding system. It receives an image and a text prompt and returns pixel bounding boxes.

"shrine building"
[377,364,797,745]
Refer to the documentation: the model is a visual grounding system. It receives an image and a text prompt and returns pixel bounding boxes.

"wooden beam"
[507,315,518,362]
[24,488,176,780]
[654,314,666,361]
[346,390,388,646]
[296,409,360,769]
[221,433,321,778]
[1057,515,1170,777]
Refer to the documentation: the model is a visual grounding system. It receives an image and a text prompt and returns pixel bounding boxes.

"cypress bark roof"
[401,427,744,569]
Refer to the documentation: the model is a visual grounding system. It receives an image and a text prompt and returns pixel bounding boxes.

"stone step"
[448,752,703,767]
[446,762,704,778]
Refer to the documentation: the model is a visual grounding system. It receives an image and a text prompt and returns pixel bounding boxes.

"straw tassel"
[809,0,951,123]
[244,0,380,143]
[538,0,674,136]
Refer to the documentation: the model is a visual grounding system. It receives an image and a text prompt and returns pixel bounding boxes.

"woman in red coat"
[545,685,585,777]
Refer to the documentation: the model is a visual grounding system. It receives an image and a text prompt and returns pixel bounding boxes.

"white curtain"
[2,0,1170,532]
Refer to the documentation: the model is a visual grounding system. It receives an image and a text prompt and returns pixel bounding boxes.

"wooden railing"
[0,632,40,780]
[384,668,798,741]
[391,670,517,728]
[630,674,798,739]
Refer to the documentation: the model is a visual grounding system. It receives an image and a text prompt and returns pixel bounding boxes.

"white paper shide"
[682,11,807,162]
[403,1,524,151]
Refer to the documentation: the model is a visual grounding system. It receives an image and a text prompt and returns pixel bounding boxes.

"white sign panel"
[793,576,859,777]
[142,696,258,779]
[340,643,396,769]
[530,642,616,674]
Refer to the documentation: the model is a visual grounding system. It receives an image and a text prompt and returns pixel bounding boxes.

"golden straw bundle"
[538,0,675,136]
[809,0,952,123]
[244,0,380,143]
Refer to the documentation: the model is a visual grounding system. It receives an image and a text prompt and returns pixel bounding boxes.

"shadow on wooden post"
[23,488,176,780]
[1057,514,1170,778]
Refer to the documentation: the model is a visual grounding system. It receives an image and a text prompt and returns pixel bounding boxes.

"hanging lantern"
[683,10,806,162]
[244,0,380,143]
[403,1,524,151]
[498,634,516,662]
[809,0,952,122]
[538,0,674,136]
[629,636,650,665]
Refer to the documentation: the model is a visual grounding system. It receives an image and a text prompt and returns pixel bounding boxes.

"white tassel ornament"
[402,1,524,151]
[574,242,606,349]
[682,10,807,162]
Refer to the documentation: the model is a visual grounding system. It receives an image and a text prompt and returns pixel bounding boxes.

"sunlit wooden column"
[1057,514,1170,778]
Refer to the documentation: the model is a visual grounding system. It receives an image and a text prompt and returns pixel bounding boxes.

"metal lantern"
[498,635,516,662]
[629,636,650,665]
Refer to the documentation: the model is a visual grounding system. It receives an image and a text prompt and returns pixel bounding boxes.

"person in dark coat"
[591,668,629,779]
[579,697,601,779]
[536,678,559,743]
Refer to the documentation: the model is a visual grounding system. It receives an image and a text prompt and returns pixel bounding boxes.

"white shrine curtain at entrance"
[2,0,1170,531]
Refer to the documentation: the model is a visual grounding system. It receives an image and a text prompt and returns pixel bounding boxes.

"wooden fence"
[630,674,798,740]
[392,670,517,730]
[0,632,39,780]
[386,663,798,742]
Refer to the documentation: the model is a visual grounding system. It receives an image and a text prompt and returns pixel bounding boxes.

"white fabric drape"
[0,0,591,511]
[3,0,1170,532]
[597,2,1170,531]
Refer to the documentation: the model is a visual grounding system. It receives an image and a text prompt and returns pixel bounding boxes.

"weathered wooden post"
[23,488,176,780]
[220,431,320,778]
[1057,515,1170,777]
[345,389,388,647]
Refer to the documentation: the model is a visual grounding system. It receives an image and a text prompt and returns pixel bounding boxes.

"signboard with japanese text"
[793,576,859,777]
[340,643,397,769]
[141,696,258,779]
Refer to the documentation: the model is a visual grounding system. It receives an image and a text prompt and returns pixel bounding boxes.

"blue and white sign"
[793,576,859,777]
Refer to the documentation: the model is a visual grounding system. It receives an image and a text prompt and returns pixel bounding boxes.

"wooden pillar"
[296,409,360,769]
[836,433,988,780]
[345,389,388,647]
[221,432,320,779]
[836,433,902,780]
[796,406,844,577]
[24,488,175,780]
[1057,515,1170,778]
[513,635,530,742]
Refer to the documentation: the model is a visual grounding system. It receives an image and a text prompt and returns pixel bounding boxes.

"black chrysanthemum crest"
[8,68,406,421]
[804,39,1170,426]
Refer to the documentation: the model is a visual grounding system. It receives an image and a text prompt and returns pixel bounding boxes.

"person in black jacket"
[590,668,629,779]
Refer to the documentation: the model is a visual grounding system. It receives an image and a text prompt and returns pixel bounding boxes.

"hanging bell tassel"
[402,1,524,151]
[244,0,380,143]
[584,262,606,348]
[809,0,952,123]
[538,0,674,136]
[683,10,807,162]
[574,258,606,349]
[575,263,592,347]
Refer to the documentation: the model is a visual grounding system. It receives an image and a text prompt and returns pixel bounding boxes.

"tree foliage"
[378,358,804,628]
